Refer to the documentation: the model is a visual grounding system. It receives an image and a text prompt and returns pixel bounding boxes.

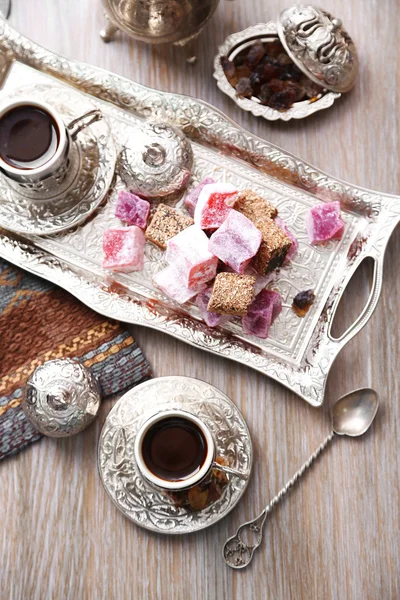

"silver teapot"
[100,0,220,45]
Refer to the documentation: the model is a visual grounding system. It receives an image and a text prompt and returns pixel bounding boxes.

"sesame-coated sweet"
[145,204,193,249]
[196,287,232,328]
[252,220,292,275]
[234,189,278,226]
[207,273,256,316]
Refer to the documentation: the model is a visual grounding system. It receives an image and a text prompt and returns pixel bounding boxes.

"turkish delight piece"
[209,210,262,274]
[115,190,150,229]
[207,272,256,316]
[234,189,278,226]
[242,289,282,338]
[305,201,344,244]
[194,183,237,230]
[221,264,276,296]
[275,217,298,263]
[145,204,193,249]
[195,287,232,328]
[248,267,277,296]
[166,225,218,289]
[153,264,206,304]
[102,226,145,273]
[184,177,215,217]
[252,220,292,275]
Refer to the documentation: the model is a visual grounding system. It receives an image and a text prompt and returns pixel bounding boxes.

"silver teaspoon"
[223,388,379,569]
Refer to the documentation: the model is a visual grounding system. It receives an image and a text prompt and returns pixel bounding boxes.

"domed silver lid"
[277,5,358,93]
[118,121,193,199]
[22,358,101,438]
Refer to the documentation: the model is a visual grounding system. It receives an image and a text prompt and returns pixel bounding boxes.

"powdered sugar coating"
[115,190,150,229]
[305,201,344,244]
[165,225,218,289]
[184,177,215,217]
[209,210,262,274]
[242,289,282,339]
[194,183,237,230]
[102,226,145,273]
[153,264,206,304]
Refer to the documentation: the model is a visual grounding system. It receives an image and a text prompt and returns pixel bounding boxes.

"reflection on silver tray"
[98,377,252,534]
[0,84,116,235]
[0,16,399,407]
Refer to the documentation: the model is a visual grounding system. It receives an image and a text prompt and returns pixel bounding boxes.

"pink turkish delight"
[196,287,232,328]
[305,201,344,244]
[103,226,145,273]
[209,210,262,274]
[275,217,298,263]
[153,264,206,304]
[184,177,215,217]
[242,289,282,339]
[115,190,150,229]
[166,225,218,290]
[194,183,237,230]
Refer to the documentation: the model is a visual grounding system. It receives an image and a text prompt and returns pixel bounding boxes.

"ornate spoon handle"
[223,431,335,569]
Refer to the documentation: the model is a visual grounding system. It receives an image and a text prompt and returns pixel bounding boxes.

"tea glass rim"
[134,409,216,492]
[0,97,67,178]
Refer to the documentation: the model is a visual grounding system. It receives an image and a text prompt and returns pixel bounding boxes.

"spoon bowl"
[332,387,379,437]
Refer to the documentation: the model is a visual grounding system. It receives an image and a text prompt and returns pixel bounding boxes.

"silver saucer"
[98,376,253,534]
[0,84,116,235]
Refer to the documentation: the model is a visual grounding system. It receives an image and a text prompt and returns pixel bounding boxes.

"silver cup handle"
[67,109,102,140]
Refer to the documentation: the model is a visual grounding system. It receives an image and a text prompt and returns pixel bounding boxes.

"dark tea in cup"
[134,410,215,491]
[0,104,59,170]
[141,416,208,482]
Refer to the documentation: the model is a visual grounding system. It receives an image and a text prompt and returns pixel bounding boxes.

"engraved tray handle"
[327,250,384,347]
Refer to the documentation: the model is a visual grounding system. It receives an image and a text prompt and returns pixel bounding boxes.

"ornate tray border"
[0,16,399,406]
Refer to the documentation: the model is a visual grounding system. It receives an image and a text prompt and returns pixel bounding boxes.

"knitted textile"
[0,258,151,460]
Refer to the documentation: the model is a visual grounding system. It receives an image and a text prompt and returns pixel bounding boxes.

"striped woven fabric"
[0,258,151,460]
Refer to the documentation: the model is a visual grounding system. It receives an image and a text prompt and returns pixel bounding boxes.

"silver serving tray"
[0,17,399,407]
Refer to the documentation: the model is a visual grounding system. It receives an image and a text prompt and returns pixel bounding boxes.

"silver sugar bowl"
[22,359,101,437]
[100,0,219,45]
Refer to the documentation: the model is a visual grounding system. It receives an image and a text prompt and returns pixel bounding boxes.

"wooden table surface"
[1,1,399,599]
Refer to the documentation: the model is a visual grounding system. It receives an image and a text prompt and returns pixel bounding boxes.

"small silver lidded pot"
[214,4,359,121]
[99,0,220,45]
[22,358,101,437]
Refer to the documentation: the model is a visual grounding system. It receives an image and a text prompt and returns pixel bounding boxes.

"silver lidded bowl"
[118,120,193,199]
[214,4,358,121]
[22,358,101,437]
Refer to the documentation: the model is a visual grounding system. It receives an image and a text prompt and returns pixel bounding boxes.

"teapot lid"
[277,5,358,93]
